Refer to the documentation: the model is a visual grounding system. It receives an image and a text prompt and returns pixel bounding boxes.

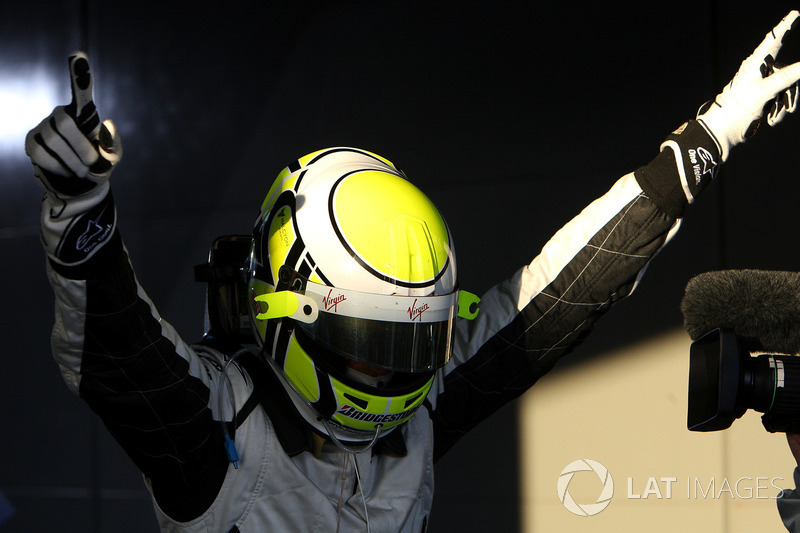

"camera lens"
[755,354,800,433]
[687,329,800,432]
[744,354,776,413]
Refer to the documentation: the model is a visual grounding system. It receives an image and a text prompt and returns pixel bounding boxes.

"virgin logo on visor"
[323,289,346,312]
[407,299,429,322]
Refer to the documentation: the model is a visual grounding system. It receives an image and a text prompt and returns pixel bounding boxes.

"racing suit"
[778,468,800,531]
[43,120,715,532]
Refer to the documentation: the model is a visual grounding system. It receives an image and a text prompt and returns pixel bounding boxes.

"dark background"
[2,1,800,531]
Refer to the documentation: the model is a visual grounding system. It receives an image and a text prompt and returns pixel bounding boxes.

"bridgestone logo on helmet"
[337,404,421,424]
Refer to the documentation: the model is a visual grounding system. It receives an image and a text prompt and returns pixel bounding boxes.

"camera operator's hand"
[788,433,800,468]
[778,434,800,532]
[698,10,800,161]
[25,52,122,266]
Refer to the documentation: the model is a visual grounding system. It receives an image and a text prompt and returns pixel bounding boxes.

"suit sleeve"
[428,120,719,461]
[778,468,800,532]
[45,194,229,521]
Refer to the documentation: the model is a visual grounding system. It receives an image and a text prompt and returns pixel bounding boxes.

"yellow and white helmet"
[247,147,477,443]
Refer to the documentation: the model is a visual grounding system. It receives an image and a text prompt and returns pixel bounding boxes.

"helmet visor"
[296,281,458,372]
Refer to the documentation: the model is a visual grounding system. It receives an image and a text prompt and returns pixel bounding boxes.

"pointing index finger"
[67,51,100,137]
[754,11,800,66]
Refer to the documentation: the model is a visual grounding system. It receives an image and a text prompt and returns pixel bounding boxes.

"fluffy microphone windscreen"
[681,269,800,355]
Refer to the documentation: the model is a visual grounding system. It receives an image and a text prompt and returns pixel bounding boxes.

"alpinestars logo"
[336,404,420,424]
[323,289,346,312]
[687,147,718,184]
[76,217,112,254]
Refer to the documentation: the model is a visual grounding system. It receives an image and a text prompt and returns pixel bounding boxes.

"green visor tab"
[253,291,319,323]
[457,290,480,320]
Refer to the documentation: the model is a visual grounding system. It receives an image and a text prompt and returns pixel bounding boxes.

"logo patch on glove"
[75,215,112,254]
[688,147,718,185]
[53,192,115,265]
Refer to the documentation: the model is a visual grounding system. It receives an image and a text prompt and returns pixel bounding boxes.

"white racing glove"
[699,10,800,161]
[25,52,122,267]
[766,60,800,126]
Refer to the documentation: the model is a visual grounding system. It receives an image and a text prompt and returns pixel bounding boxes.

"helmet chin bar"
[264,353,398,445]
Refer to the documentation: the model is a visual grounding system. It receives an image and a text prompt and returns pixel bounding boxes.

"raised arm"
[25,52,230,522]
[429,10,800,461]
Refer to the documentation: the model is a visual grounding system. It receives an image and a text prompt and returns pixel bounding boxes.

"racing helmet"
[247,147,478,443]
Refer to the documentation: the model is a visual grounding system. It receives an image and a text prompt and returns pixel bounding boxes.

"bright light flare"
[0,66,62,157]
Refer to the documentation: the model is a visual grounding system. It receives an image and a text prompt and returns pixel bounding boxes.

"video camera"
[687,328,800,432]
[682,269,800,433]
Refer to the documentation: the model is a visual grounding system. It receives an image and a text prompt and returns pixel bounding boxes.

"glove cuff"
[634,120,721,218]
[697,103,745,163]
[41,184,117,268]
